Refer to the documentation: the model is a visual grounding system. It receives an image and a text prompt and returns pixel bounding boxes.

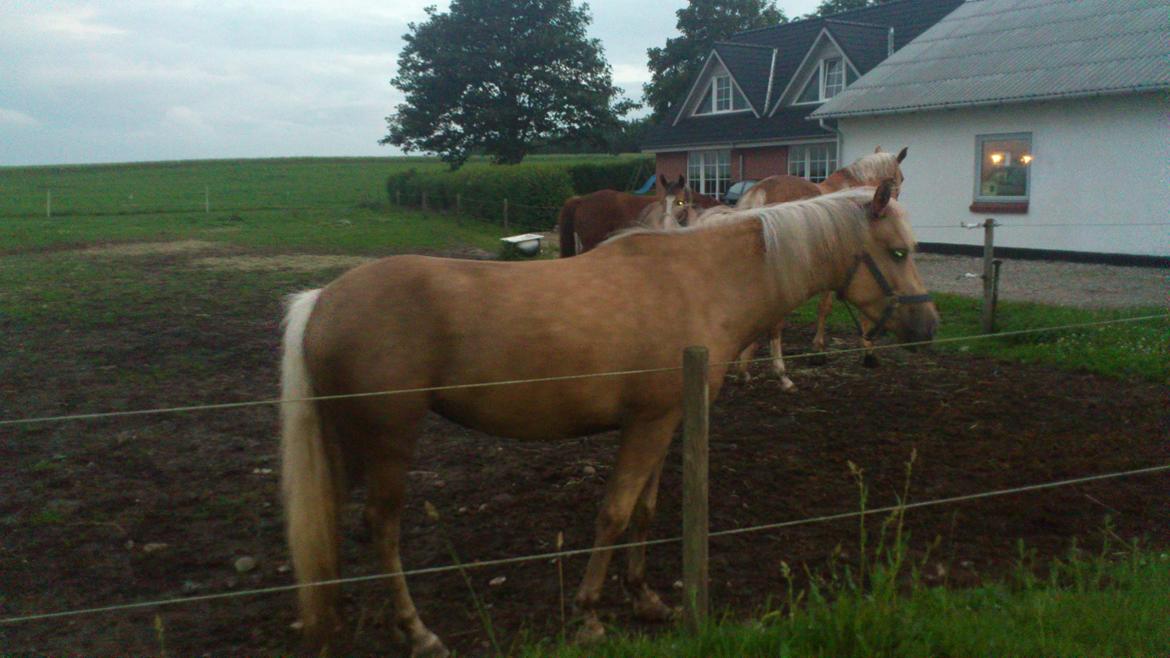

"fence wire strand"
[1,313,1165,428]
[2,461,1166,625]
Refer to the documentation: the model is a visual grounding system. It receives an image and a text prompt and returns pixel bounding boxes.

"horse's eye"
[891,249,907,261]
[675,199,684,206]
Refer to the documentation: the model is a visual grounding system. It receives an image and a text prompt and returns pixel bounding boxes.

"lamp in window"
[989,152,1005,166]
[1020,154,1033,165]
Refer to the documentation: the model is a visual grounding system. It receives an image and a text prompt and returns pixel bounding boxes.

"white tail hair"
[279,288,339,641]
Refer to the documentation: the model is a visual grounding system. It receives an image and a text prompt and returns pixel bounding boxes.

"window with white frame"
[694,74,749,115]
[823,59,844,98]
[788,143,838,182]
[687,150,731,199]
[795,58,847,104]
[975,133,1032,201]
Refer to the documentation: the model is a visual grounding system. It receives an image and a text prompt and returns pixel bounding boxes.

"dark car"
[723,180,757,205]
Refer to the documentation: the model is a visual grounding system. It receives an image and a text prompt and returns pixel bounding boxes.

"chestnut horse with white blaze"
[557,174,719,256]
[729,146,908,389]
[280,182,937,656]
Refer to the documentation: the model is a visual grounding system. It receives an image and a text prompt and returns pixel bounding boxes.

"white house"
[811,0,1170,262]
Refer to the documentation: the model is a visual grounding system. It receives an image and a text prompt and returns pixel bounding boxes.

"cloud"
[27,6,129,39]
[612,63,651,86]
[0,108,41,127]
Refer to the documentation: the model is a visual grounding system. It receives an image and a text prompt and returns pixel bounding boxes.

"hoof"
[574,615,606,644]
[779,376,797,393]
[410,631,450,658]
[808,352,828,366]
[862,353,879,368]
[632,590,675,622]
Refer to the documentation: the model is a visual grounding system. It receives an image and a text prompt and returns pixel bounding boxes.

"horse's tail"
[558,197,580,257]
[279,288,340,644]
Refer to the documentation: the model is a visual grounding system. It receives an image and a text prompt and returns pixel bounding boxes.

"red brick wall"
[737,146,788,181]
[654,152,687,183]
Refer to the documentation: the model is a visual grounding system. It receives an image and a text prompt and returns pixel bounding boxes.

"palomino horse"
[557,174,719,256]
[729,146,908,389]
[280,182,937,656]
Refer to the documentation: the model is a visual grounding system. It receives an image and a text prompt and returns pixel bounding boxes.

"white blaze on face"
[660,194,679,228]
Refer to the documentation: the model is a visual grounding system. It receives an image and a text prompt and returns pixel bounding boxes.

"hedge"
[385,156,654,230]
[386,164,576,230]
[564,157,654,195]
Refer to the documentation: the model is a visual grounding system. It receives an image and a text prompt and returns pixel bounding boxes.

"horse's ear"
[677,174,686,189]
[874,145,882,154]
[656,173,666,190]
[869,179,896,219]
[896,147,908,163]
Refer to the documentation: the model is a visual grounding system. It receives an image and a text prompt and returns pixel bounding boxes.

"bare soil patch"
[76,240,223,258]
[2,290,1166,657]
[191,254,376,272]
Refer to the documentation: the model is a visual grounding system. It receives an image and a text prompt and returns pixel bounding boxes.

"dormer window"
[795,58,849,105]
[695,74,749,115]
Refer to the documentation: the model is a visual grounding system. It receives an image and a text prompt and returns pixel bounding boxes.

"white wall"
[837,93,1170,257]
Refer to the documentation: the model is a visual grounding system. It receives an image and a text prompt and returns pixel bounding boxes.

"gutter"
[818,117,842,165]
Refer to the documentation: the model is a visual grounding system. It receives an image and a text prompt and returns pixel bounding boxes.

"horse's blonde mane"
[843,152,900,184]
[608,188,914,298]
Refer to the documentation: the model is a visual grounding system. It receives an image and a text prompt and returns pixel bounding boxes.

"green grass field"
[530,546,1170,657]
[0,154,646,219]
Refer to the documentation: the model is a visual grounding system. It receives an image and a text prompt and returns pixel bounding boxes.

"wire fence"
[2,461,1167,626]
[1,313,1165,429]
[389,188,1170,231]
[3,181,1167,641]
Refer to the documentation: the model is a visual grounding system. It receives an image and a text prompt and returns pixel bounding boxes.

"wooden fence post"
[204,186,210,214]
[980,219,997,333]
[421,190,428,211]
[46,190,52,218]
[396,189,401,206]
[456,192,462,214]
[682,345,710,631]
[503,198,509,230]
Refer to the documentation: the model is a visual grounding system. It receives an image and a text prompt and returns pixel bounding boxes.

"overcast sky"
[0,0,822,166]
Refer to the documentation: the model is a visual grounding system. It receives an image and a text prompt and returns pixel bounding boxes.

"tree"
[643,0,787,122]
[382,0,631,168]
[808,0,895,18]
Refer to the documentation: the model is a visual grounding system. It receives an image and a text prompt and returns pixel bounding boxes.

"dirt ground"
[2,263,1167,658]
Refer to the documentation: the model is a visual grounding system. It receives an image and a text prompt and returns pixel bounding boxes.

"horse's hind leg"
[735,342,757,382]
[624,458,672,621]
[365,451,449,658]
[809,292,834,365]
[768,321,796,392]
[575,416,677,642]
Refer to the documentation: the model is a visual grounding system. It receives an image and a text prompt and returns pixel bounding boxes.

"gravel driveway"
[915,254,1168,309]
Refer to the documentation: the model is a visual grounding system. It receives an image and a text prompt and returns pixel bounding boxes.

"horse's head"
[838,180,938,345]
[657,174,699,227]
[849,146,908,198]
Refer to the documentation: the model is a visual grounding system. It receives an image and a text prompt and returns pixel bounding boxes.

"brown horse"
[729,147,908,388]
[557,175,719,256]
[280,182,937,656]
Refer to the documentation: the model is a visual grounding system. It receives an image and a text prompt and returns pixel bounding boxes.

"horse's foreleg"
[810,292,834,365]
[859,318,879,368]
[366,456,449,658]
[624,458,672,622]
[768,322,796,392]
[575,417,676,642]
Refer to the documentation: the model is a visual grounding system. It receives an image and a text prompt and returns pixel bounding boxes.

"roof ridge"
[714,40,775,50]
[823,18,891,29]
[732,0,930,38]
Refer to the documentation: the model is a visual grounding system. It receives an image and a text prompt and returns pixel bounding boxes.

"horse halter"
[836,252,933,341]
